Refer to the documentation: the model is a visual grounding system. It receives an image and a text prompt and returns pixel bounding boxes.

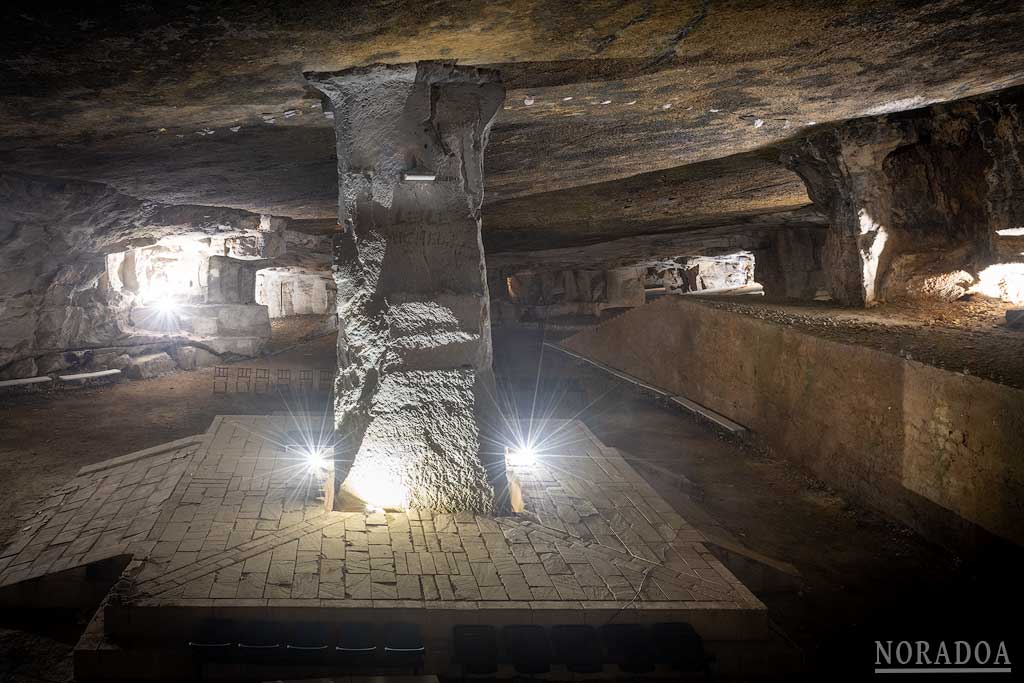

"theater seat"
[236,620,282,660]
[337,622,378,665]
[502,624,551,675]
[284,621,332,662]
[453,624,498,674]
[383,622,426,671]
[652,622,711,674]
[601,623,655,674]
[552,624,603,673]
[189,618,234,666]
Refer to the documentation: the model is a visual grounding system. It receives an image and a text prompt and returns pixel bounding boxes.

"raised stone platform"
[1,415,767,679]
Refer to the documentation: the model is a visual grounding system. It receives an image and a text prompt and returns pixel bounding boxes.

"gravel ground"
[694,295,1024,389]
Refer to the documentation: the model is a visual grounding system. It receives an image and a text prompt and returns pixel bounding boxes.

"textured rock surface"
[308,62,504,512]
[0,173,272,378]
[255,268,335,318]
[494,267,646,322]
[123,352,178,380]
[205,255,264,305]
[2,2,1023,240]
[131,303,270,339]
[753,228,828,301]
[1,4,1023,378]
[670,254,755,293]
[783,88,1024,306]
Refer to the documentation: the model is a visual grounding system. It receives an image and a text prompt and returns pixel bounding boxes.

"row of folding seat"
[186,619,711,678]
[188,620,424,669]
[455,622,710,676]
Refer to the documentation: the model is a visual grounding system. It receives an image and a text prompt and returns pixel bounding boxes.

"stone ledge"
[77,435,208,477]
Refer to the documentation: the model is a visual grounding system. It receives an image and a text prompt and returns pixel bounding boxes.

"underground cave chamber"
[1,4,1023,681]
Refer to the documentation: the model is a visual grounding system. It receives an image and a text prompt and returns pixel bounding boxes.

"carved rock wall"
[0,173,274,379]
[753,228,829,301]
[784,88,1024,306]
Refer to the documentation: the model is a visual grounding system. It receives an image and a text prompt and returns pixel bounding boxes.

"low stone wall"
[562,297,1024,549]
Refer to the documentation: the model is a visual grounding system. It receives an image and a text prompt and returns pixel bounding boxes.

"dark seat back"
[236,620,282,658]
[285,620,332,661]
[384,622,425,671]
[552,624,603,673]
[189,618,235,663]
[652,622,707,671]
[502,624,551,675]
[453,624,498,674]
[601,623,655,673]
[337,621,378,663]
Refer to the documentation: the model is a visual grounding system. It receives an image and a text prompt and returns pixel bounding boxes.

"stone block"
[205,255,262,304]
[214,304,270,337]
[171,346,220,370]
[125,353,178,379]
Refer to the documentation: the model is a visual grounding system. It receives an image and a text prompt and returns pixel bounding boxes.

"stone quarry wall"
[493,267,645,323]
[562,297,1024,549]
[0,173,276,379]
[752,227,829,301]
[783,87,1024,306]
[255,269,335,318]
[646,253,756,295]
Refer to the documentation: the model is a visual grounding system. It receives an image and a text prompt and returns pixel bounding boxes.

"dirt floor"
[696,295,1024,389]
[0,324,336,682]
[0,321,1020,680]
[0,332,336,545]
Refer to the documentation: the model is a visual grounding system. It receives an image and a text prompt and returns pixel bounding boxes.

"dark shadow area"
[492,325,1023,680]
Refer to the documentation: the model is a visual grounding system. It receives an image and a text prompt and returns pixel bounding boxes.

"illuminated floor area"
[1,414,769,679]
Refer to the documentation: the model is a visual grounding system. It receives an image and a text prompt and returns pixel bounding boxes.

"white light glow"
[303,446,329,472]
[155,297,179,314]
[995,227,1024,237]
[507,444,538,468]
[969,263,1024,304]
[284,441,333,479]
[344,466,408,510]
[857,210,888,304]
[402,173,436,182]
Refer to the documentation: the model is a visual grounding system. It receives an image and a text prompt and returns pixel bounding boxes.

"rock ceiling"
[2,0,1024,265]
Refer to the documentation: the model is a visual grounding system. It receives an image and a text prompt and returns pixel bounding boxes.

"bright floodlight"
[303,447,329,472]
[507,444,537,467]
[155,297,179,314]
[345,464,407,510]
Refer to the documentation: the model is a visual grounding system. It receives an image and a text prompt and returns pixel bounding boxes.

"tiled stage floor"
[119,415,761,611]
[1,414,768,677]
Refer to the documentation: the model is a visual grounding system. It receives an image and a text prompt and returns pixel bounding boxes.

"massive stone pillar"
[307,62,504,512]
[782,122,909,307]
